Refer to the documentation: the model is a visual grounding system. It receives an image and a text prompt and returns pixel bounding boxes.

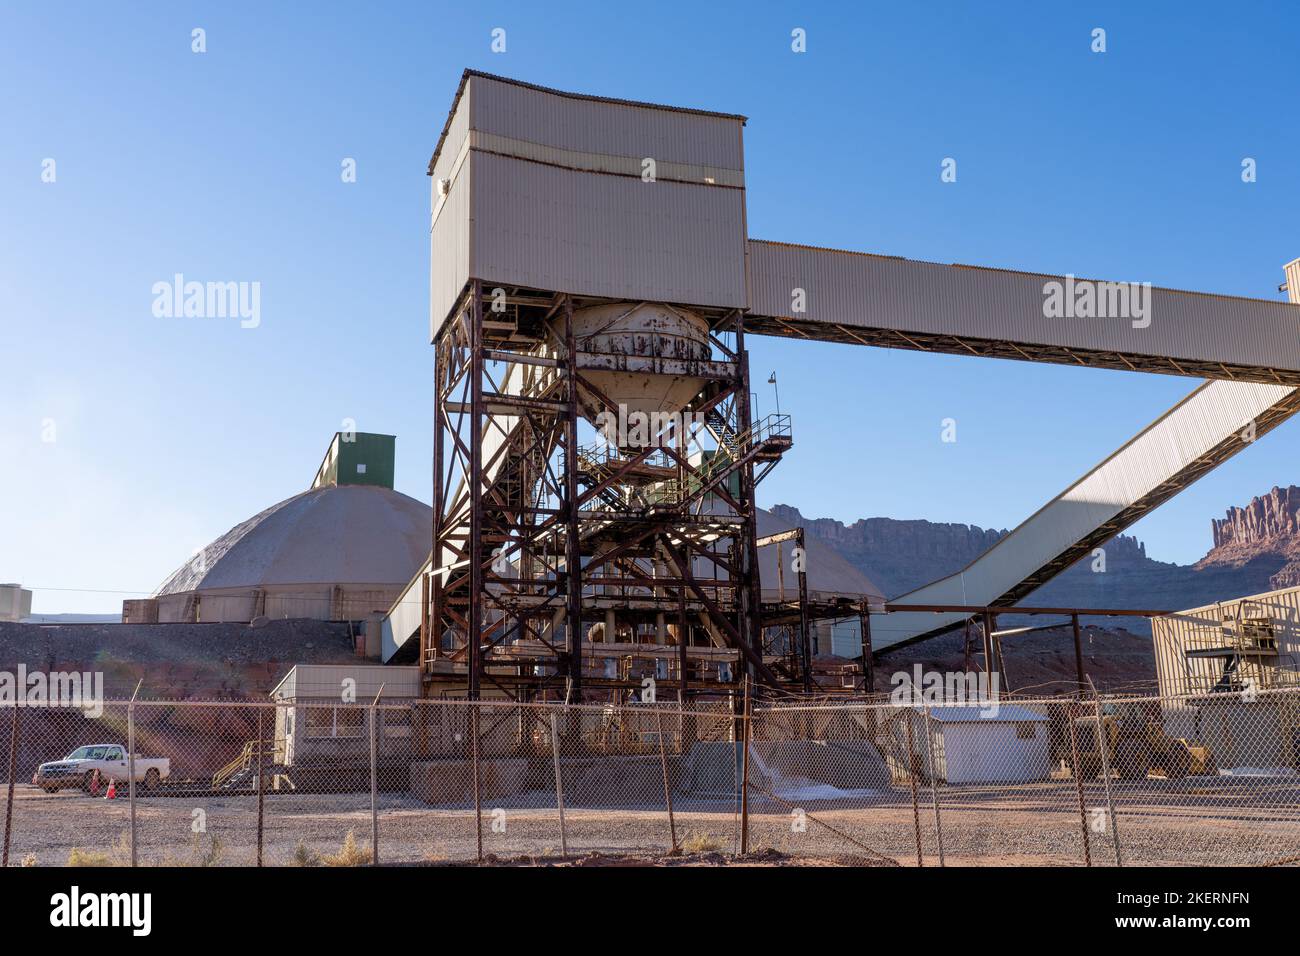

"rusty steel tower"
[418,73,796,702]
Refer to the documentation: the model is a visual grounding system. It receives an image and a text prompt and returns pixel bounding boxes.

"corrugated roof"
[922,704,1048,723]
[155,485,432,595]
[755,508,884,602]
[272,664,421,700]
[749,238,1293,309]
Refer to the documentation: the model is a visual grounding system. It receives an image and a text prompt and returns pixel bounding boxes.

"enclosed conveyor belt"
[745,241,1300,385]
[870,379,1300,649]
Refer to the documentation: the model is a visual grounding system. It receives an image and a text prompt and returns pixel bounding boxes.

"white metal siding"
[746,240,1300,373]
[429,74,749,339]
[1287,259,1300,305]
[940,724,1049,784]
[926,719,1050,784]
[471,151,747,308]
[430,83,471,192]
[468,73,744,172]
[1153,585,1300,697]
[429,157,473,341]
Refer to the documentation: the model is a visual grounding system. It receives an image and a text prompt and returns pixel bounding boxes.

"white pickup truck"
[33,744,171,793]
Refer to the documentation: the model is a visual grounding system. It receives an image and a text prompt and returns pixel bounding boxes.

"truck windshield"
[66,746,111,760]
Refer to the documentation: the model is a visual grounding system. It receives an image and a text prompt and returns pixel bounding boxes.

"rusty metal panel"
[471,151,747,308]
[746,240,1300,374]
[870,380,1300,649]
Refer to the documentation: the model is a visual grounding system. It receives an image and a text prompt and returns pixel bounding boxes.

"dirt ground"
[6,773,1299,867]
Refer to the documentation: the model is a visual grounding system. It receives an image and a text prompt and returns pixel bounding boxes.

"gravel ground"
[6,773,1300,867]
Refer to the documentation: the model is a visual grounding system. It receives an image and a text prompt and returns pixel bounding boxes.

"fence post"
[904,711,924,867]
[1067,699,1092,866]
[369,704,379,863]
[1088,680,1123,866]
[471,703,483,862]
[549,711,568,858]
[655,708,677,852]
[256,706,265,867]
[2,704,18,867]
[370,684,384,866]
[740,678,752,856]
[922,705,945,866]
[128,680,140,867]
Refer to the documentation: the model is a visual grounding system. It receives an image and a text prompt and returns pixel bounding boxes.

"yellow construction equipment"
[1070,702,1216,780]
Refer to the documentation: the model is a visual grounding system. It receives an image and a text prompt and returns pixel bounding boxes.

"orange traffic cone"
[89,769,101,797]
[104,778,117,800]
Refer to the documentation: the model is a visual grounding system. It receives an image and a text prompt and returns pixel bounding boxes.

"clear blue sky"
[3,2,1298,613]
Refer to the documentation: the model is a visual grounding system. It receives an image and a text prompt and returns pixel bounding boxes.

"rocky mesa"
[1197,485,1300,589]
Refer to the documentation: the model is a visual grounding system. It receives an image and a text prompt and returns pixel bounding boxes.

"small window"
[1015,722,1037,739]
[382,708,412,727]
[336,708,366,738]
[382,707,413,738]
[356,463,367,474]
[305,708,334,738]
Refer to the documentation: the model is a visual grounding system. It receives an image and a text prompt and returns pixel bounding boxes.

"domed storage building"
[124,433,432,624]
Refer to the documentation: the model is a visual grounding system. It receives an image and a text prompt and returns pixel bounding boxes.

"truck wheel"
[1165,749,1190,780]
[1070,754,1101,779]
[1115,741,1150,780]
[42,785,58,794]
[144,768,161,791]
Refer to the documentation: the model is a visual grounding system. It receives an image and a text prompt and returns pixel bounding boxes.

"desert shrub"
[67,832,130,867]
[321,830,372,867]
[290,839,320,867]
[679,832,726,853]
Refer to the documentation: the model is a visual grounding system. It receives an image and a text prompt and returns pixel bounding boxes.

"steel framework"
[421,282,798,702]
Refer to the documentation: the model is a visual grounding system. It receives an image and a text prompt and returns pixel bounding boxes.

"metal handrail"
[212,739,285,790]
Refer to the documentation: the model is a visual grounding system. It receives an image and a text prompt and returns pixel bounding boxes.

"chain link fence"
[4,686,1300,866]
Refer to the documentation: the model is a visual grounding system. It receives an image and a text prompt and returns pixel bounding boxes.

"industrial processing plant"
[5,9,1300,909]
[374,69,1300,706]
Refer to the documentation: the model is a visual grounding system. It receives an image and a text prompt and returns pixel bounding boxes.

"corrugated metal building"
[271,664,421,767]
[1153,588,1300,771]
[427,70,748,339]
[1153,586,1300,698]
[904,704,1051,784]
[0,584,32,623]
